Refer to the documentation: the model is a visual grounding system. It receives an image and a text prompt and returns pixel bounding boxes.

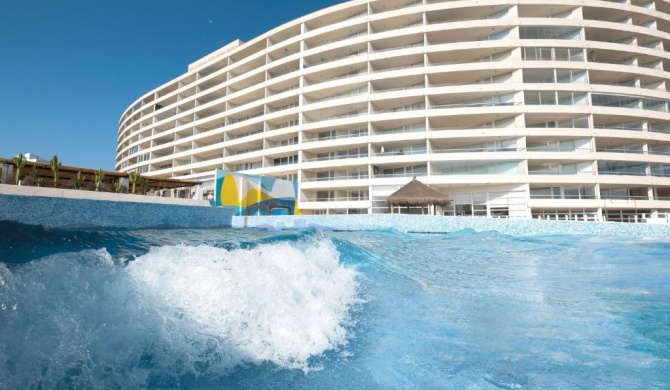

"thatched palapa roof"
[385,177,449,207]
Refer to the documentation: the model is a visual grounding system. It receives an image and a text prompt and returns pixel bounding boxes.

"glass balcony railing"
[303,153,368,162]
[431,101,517,109]
[375,171,427,178]
[528,171,595,175]
[529,194,597,199]
[593,123,644,131]
[378,125,425,134]
[434,147,519,153]
[303,132,367,143]
[598,171,648,176]
[527,146,591,152]
[305,174,369,182]
[600,195,650,200]
[231,147,263,156]
[312,196,369,202]
[377,149,425,156]
[595,148,647,154]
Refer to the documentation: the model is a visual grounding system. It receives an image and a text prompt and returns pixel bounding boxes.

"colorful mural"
[212,170,300,216]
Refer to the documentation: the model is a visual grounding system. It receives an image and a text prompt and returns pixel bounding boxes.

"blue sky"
[0,0,343,170]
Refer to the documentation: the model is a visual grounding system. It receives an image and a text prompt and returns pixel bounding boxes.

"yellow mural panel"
[221,173,241,207]
[241,188,274,206]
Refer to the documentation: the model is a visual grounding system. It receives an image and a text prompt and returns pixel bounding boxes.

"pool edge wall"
[232,215,670,237]
[0,192,233,229]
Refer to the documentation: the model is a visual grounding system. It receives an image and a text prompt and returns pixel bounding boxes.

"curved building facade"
[117,0,670,221]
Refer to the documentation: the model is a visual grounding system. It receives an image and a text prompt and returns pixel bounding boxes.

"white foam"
[0,240,360,387]
[0,263,17,311]
[126,239,360,371]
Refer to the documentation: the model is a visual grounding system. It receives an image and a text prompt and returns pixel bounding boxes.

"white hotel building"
[117,0,670,221]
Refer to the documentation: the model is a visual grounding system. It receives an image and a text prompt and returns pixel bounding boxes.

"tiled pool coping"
[0,193,233,229]
[232,215,670,237]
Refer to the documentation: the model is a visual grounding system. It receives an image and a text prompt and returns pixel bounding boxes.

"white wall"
[0,184,210,207]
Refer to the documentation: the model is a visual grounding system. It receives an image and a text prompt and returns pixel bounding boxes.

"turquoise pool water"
[0,222,669,388]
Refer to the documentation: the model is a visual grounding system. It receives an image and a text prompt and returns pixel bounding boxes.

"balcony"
[303,152,368,162]
[433,146,518,153]
[304,174,369,182]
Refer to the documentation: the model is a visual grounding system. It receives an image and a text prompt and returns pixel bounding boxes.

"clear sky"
[0,0,343,170]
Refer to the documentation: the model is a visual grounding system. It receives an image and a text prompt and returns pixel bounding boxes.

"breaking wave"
[0,239,360,388]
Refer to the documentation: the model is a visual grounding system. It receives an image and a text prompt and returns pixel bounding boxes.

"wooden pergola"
[0,158,201,192]
[385,177,449,215]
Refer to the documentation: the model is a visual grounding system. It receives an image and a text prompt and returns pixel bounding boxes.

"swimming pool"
[1,221,669,388]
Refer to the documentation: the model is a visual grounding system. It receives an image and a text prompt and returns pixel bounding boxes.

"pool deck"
[232,214,670,237]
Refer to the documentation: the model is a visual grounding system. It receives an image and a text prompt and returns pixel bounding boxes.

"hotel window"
[598,143,644,154]
[566,117,589,128]
[530,186,595,199]
[643,99,669,112]
[433,161,522,175]
[556,69,586,83]
[383,144,426,155]
[479,29,511,41]
[598,161,647,176]
[527,116,589,128]
[592,94,641,109]
[522,68,589,84]
[346,190,369,201]
[520,26,582,40]
[522,47,583,61]
[317,147,368,160]
[651,163,670,177]
[523,69,555,83]
[381,165,427,177]
[273,137,299,147]
[278,119,299,128]
[525,91,587,105]
[529,162,593,175]
[600,188,634,200]
[235,162,262,170]
[317,190,335,201]
[346,168,368,179]
[565,186,595,199]
[525,91,556,105]
[558,92,588,105]
[317,171,335,181]
[527,138,591,152]
[273,155,298,166]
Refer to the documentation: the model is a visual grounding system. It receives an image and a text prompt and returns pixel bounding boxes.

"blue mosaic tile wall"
[0,194,233,229]
[232,214,670,237]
